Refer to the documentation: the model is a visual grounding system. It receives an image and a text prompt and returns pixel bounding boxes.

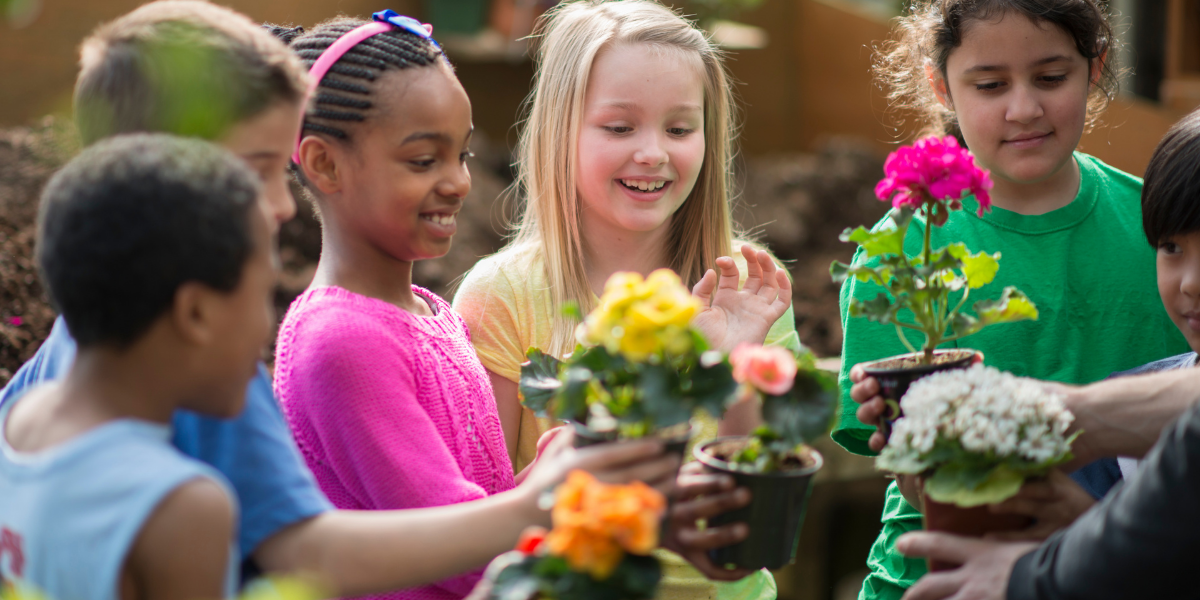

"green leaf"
[684,359,739,419]
[760,361,839,448]
[848,294,898,324]
[949,312,980,338]
[830,261,889,285]
[924,463,1026,507]
[638,364,691,429]
[558,367,594,423]
[975,287,1039,325]
[562,300,583,321]
[519,348,562,417]
[840,224,906,258]
[961,251,1001,289]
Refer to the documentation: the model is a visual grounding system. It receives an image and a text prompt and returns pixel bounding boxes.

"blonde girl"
[454,1,800,598]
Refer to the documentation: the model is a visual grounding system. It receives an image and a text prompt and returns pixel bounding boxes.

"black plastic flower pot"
[860,349,981,440]
[570,421,693,463]
[693,436,823,571]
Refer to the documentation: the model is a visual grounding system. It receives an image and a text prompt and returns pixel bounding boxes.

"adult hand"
[661,462,756,581]
[691,245,792,353]
[896,532,1036,600]
[986,470,1094,541]
[849,364,888,453]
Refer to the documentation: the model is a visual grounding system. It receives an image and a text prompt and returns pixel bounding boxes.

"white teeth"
[422,213,456,226]
[621,179,666,192]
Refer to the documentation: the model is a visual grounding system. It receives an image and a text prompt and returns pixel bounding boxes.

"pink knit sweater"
[273,286,515,600]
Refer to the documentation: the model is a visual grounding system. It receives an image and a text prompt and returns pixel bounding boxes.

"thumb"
[692,269,717,305]
[896,531,980,566]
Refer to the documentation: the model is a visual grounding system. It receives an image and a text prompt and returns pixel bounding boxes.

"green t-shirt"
[831,153,1189,600]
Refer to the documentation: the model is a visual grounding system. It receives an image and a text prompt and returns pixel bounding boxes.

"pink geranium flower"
[875,136,993,216]
[730,344,797,396]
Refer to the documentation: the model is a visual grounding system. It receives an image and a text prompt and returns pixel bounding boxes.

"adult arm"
[125,478,234,600]
[1063,366,1200,466]
[899,399,1200,600]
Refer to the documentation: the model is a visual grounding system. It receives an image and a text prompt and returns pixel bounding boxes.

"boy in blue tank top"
[0,134,274,600]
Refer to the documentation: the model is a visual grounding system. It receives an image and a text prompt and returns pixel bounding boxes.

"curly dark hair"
[38,134,260,348]
[875,0,1120,139]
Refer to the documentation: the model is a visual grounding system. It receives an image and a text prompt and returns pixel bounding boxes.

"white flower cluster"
[878,365,1075,474]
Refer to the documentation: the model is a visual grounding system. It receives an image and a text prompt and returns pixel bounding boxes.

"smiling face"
[939,12,1097,187]
[332,63,473,262]
[1157,231,1200,353]
[219,99,305,232]
[575,43,705,240]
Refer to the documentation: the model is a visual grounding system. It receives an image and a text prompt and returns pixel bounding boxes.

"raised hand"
[691,245,792,353]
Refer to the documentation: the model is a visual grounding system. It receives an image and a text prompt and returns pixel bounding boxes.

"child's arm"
[253,435,678,597]
[124,478,234,600]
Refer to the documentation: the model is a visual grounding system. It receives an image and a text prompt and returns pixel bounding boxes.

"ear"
[171,282,218,347]
[297,135,343,195]
[925,61,952,109]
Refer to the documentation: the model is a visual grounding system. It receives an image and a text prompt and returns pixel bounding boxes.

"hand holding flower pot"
[876,365,1078,571]
[519,269,739,452]
[830,136,1039,438]
[693,347,838,570]
[485,471,666,600]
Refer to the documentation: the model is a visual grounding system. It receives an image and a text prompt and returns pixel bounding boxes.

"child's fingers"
[592,453,681,489]
[773,268,792,306]
[692,269,717,305]
[741,246,764,293]
[715,256,740,291]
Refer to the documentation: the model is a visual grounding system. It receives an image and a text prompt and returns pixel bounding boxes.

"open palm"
[691,245,793,353]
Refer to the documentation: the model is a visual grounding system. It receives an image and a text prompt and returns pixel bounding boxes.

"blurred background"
[1,0,1198,598]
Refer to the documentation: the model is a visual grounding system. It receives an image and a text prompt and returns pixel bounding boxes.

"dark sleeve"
[1007,401,1200,600]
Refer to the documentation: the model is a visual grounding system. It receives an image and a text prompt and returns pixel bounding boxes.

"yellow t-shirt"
[452,240,801,600]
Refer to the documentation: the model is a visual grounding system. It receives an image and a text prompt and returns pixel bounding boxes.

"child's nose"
[633,132,668,167]
[1005,85,1045,124]
[1182,263,1200,298]
[439,163,471,199]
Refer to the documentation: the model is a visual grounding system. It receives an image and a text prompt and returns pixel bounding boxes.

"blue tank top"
[0,392,238,600]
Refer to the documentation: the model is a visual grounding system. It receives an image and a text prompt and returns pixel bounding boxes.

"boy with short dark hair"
[0,133,274,600]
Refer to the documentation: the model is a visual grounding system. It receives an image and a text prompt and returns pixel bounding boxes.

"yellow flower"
[581,269,701,361]
[544,471,667,579]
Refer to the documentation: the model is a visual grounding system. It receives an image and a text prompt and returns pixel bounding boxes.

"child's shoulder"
[454,242,545,306]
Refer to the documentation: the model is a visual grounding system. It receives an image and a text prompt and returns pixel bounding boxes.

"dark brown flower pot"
[921,496,1034,572]
[693,437,823,570]
[861,349,982,440]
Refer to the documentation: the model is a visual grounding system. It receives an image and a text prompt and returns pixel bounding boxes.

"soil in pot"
[694,437,823,571]
[921,496,1033,572]
[861,349,981,440]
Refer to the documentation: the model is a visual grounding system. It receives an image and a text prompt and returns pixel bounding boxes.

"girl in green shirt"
[834,2,1190,599]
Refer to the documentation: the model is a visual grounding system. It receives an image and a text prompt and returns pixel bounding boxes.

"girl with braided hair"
[271,12,684,600]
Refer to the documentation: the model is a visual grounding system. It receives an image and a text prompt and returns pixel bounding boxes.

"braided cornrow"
[288,17,442,142]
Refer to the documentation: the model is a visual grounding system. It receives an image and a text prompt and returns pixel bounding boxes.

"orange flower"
[543,471,666,579]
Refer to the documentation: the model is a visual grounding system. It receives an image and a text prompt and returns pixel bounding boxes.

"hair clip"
[372,9,440,47]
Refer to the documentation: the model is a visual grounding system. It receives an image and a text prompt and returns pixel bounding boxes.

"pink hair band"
[291,21,394,164]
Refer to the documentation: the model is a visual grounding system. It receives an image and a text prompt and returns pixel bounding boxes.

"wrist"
[510,479,552,528]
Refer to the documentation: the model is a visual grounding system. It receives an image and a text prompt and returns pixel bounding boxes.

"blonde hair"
[509,0,738,355]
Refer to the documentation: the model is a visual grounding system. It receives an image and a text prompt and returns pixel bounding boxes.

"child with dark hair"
[837,1,1191,598]
[0,3,687,596]
[0,133,272,600]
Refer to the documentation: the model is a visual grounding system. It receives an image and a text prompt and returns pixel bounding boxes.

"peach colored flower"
[730,344,797,396]
[544,471,666,579]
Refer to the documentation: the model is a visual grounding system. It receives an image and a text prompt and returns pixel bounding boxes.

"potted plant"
[876,364,1078,570]
[830,135,1039,437]
[484,470,666,600]
[519,269,739,454]
[693,345,838,570]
